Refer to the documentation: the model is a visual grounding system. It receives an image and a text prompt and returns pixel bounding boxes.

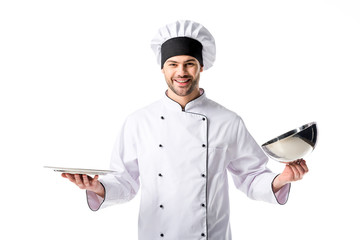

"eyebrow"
[166,59,197,64]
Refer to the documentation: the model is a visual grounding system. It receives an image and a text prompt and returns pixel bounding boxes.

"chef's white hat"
[151,20,216,70]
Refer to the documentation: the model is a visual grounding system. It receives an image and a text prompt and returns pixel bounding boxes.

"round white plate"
[44,166,116,175]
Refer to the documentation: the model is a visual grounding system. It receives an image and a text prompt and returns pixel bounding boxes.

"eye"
[168,63,177,67]
[185,62,195,67]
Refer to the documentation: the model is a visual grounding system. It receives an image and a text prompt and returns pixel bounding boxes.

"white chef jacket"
[87,89,290,240]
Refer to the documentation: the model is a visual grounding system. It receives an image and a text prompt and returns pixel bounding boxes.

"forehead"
[165,55,198,63]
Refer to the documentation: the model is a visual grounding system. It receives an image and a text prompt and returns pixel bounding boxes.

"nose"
[176,64,187,76]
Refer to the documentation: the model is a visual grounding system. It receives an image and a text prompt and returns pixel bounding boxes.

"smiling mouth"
[174,78,191,84]
[175,79,190,83]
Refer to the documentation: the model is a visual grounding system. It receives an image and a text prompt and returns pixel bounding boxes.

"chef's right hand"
[61,173,105,198]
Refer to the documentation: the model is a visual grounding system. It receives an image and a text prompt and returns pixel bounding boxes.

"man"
[62,20,308,240]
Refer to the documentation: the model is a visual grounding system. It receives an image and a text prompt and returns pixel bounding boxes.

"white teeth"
[176,79,190,83]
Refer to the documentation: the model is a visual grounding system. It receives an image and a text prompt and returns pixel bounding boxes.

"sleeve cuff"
[272,177,291,205]
[86,183,105,211]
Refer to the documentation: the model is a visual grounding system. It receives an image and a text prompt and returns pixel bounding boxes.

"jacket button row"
[160,233,164,237]
[201,233,206,237]
[160,204,164,209]
[159,173,163,177]
[201,174,206,178]
[159,144,163,147]
[202,144,206,147]
[161,116,165,120]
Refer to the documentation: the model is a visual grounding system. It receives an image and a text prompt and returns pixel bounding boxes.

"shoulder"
[204,97,243,124]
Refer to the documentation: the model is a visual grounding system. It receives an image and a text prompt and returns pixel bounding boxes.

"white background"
[1,0,359,239]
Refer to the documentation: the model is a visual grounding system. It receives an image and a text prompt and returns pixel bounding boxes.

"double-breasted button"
[202,144,206,148]
[161,116,165,120]
[201,203,206,208]
[159,144,163,148]
[201,173,206,178]
[160,233,164,237]
[159,173,163,177]
[202,117,206,121]
[201,233,206,237]
[160,204,164,209]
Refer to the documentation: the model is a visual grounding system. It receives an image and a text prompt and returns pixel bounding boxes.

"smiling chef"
[62,20,309,240]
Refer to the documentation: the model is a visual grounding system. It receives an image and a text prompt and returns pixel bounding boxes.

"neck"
[166,88,201,110]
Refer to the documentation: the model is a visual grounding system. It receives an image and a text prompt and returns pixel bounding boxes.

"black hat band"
[161,37,203,69]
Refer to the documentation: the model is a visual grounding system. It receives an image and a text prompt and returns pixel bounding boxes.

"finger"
[82,174,90,187]
[293,162,305,179]
[65,173,76,183]
[91,175,99,185]
[300,159,309,173]
[289,163,300,180]
[74,174,85,188]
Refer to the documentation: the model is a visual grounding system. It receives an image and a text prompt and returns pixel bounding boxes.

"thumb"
[92,175,99,183]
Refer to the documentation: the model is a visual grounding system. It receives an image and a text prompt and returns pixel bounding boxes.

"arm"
[89,117,140,210]
[227,116,292,204]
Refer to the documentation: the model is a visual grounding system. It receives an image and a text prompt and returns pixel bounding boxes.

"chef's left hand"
[272,159,309,193]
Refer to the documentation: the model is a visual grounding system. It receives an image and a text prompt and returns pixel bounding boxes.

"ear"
[161,68,165,74]
[200,66,204,72]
